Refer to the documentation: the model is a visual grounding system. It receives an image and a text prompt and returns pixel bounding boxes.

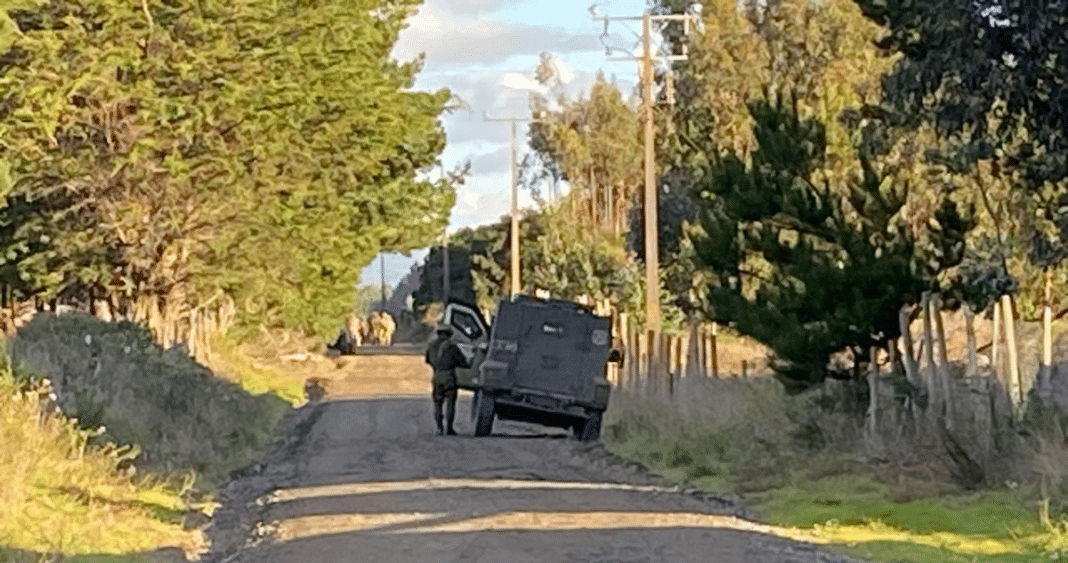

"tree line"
[0,0,456,342]
[420,0,1068,392]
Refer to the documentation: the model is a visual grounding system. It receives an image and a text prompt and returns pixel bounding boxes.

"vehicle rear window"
[451,310,483,339]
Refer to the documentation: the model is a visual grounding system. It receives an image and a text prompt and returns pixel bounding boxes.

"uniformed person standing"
[425,326,468,435]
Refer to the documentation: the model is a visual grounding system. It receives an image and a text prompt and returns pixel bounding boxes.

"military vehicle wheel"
[575,410,602,442]
[474,391,495,437]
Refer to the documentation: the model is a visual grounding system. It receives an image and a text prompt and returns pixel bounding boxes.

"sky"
[360,0,652,287]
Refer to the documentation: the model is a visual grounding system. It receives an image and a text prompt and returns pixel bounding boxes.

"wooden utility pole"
[592,9,699,329]
[379,253,386,308]
[484,114,525,298]
[442,230,450,302]
[641,11,658,328]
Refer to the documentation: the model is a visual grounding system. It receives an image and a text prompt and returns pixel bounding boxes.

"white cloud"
[502,72,546,93]
[455,185,483,211]
[470,144,513,174]
[437,0,518,16]
[547,53,575,84]
[392,4,597,68]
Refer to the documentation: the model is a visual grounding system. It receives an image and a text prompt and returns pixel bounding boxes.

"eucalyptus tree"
[852,0,1068,314]
[0,0,454,338]
[524,54,642,234]
[650,0,902,316]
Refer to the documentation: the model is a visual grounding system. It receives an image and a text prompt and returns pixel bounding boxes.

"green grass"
[1,319,314,563]
[756,476,1067,562]
[602,382,1068,563]
[0,371,203,561]
[205,333,306,405]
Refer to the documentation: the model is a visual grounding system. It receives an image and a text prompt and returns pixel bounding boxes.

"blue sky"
[361,0,651,287]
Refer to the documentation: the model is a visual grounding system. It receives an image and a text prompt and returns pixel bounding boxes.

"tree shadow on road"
[208,396,866,563]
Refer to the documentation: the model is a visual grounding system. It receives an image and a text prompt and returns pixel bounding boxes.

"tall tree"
[650,0,901,315]
[0,0,455,339]
[692,96,975,391]
[524,53,642,234]
[852,0,1068,314]
[417,208,643,320]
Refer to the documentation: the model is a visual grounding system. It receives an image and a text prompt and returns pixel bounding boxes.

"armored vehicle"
[442,295,616,442]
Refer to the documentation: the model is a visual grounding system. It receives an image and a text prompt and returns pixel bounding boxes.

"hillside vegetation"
[0,368,203,562]
[0,313,309,562]
[8,314,290,485]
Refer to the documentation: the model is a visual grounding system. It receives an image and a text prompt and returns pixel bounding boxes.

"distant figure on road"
[424,325,468,436]
[368,311,396,346]
[345,313,366,350]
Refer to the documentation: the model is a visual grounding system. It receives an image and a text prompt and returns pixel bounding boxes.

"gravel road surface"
[201,355,866,563]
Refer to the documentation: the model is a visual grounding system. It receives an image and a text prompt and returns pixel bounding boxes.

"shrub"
[0,369,200,557]
[7,313,289,484]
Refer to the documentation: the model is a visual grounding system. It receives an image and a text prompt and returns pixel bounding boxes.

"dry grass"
[0,371,202,560]
[7,313,290,486]
[602,374,1068,562]
[604,377,816,494]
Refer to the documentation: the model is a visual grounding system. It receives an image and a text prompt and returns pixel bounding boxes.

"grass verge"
[2,316,313,562]
[0,369,203,561]
[205,331,307,406]
[8,314,292,487]
[603,379,1068,563]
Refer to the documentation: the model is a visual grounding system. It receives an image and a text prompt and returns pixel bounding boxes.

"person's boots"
[435,415,445,436]
[445,400,457,435]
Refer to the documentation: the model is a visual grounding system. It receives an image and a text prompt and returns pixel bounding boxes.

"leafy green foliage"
[0,0,454,338]
[853,0,1068,271]
[691,97,974,391]
[416,208,643,318]
[524,58,641,233]
[651,0,898,316]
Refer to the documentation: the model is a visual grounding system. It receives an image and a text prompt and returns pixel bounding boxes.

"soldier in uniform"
[425,325,468,435]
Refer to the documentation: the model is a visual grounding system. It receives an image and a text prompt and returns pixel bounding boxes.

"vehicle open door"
[442,301,490,389]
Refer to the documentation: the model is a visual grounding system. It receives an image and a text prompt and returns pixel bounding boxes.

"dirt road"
[201,355,863,563]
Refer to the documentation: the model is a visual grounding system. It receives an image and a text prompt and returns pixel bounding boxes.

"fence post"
[620,313,630,389]
[992,300,1001,382]
[710,323,719,378]
[932,294,954,430]
[648,330,661,396]
[687,325,697,379]
[629,321,638,390]
[629,324,637,393]
[866,345,882,450]
[668,334,677,397]
[965,306,978,380]
[1041,269,1053,394]
[641,328,652,397]
[920,292,938,423]
[1001,294,1022,414]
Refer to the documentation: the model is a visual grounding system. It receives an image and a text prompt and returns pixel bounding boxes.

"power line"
[591,8,700,330]
[483,113,527,299]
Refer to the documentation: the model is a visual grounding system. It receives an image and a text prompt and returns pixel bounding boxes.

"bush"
[7,313,289,485]
[0,369,200,557]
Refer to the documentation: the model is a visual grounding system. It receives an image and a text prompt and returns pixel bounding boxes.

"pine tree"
[692,96,974,391]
